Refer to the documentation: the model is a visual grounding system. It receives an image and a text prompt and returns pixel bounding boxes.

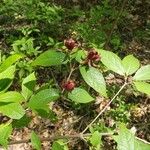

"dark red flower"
[62,80,76,91]
[64,38,76,50]
[87,50,100,62]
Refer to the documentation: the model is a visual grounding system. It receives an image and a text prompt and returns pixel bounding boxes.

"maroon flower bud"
[62,80,76,91]
[87,50,101,62]
[64,38,76,50]
[87,51,95,60]
[92,54,100,62]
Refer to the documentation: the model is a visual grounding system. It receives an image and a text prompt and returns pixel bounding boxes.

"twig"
[81,82,127,134]
[135,137,150,145]
[5,131,150,146]
[8,133,112,146]
[104,0,128,49]
[66,67,75,82]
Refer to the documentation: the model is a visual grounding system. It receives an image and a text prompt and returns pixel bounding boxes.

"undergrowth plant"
[0,37,150,150]
[0,0,150,149]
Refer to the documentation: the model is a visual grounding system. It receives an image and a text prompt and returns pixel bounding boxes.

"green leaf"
[22,72,36,100]
[113,124,135,150]
[0,91,24,103]
[0,122,12,148]
[0,66,15,92]
[80,66,107,97]
[122,55,140,76]
[31,131,41,150]
[68,88,94,103]
[0,65,16,92]
[0,54,23,73]
[90,131,101,147]
[133,65,150,81]
[134,82,150,95]
[0,79,12,92]
[32,50,66,66]
[52,140,68,150]
[75,50,86,63]
[134,138,150,150]
[28,88,60,110]
[101,50,125,75]
[12,115,31,128]
[0,65,15,79]
[36,109,57,122]
[113,124,150,150]
[0,103,25,119]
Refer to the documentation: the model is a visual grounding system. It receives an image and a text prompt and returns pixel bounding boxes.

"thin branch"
[5,130,150,146]
[8,133,112,146]
[104,0,128,49]
[66,67,75,82]
[7,132,150,146]
[135,137,150,145]
[81,82,127,134]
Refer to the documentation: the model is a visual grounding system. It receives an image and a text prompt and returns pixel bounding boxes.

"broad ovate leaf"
[0,103,25,119]
[134,82,150,95]
[22,72,36,100]
[0,65,16,92]
[31,131,41,150]
[113,124,150,150]
[36,109,57,122]
[0,65,15,79]
[68,88,94,103]
[32,50,66,66]
[133,65,150,81]
[80,66,107,97]
[0,79,12,92]
[134,138,150,150]
[122,55,140,76]
[0,54,23,73]
[113,124,134,150]
[100,50,125,75]
[28,88,60,110]
[0,91,24,103]
[0,122,12,148]
[12,114,31,128]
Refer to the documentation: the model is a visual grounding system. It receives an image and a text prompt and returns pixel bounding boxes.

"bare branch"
[81,82,127,134]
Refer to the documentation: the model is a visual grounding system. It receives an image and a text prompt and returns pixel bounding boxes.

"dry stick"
[81,82,128,134]
[104,0,128,49]
[8,133,112,146]
[136,137,150,145]
[67,67,75,82]
[7,132,150,146]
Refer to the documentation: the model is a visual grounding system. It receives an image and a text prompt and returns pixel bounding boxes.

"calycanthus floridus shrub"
[0,38,150,150]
